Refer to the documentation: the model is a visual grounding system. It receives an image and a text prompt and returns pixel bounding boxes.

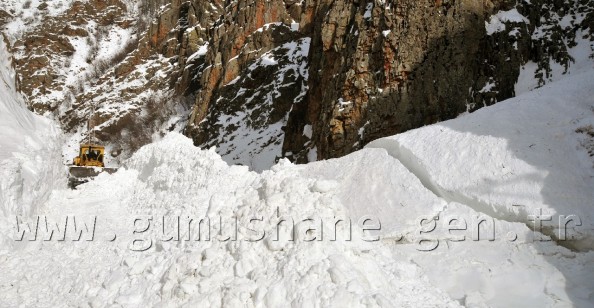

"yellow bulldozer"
[68,144,118,188]
[68,109,118,188]
[74,143,106,167]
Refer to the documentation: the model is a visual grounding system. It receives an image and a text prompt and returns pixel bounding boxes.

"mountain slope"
[2,0,592,170]
[1,45,593,306]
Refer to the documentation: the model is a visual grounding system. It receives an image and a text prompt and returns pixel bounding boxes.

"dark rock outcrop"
[3,0,593,168]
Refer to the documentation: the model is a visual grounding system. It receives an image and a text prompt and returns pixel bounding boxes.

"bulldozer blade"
[68,166,118,188]
[69,166,117,178]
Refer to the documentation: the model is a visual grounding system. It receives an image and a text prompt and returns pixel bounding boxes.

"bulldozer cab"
[69,143,117,188]
[73,144,105,167]
[67,111,118,188]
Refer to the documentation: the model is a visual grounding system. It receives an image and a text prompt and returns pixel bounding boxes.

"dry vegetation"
[109,91,192,159]
[576,124,594,161]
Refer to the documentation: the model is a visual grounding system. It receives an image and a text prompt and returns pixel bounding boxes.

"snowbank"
[3,108,593,306]
[367,69,594,251]
[1,29,594,308]
[0,39,63,249]
[0,133,459,307]
[363,70,594,306]
[297,148,447,240]
[2,67,594,305]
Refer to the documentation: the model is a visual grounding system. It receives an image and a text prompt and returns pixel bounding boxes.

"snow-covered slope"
[1,39,594,308]
[294,69,594,307]
[366,69,594,306]
[0,39,63,249]
[367,69,594,250]
[0,134,461,307]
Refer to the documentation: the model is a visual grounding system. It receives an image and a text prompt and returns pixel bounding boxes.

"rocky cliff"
[1,0,593,170]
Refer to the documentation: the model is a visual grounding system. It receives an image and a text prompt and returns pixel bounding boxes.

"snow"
[260,54,278,66]
[3,62,594,305]
[187,42,209,62]
[485,9,529,35]
[2,0,138,115]
[94,24,137,63]
[369,68,594,249]
[363,3,373,19]
[1,134,461,307]
[302,124,313,139]
[0,39,63,250]
[1,0,77,42]
[478,81,496,93]
[1,7,594,308]
[205,38,311,172]
[337,98,353,112]
[255,22,283,33]
[307,147,318,163]
[516,31,594,95]
[363,68,594,305]
[358,121,370,139]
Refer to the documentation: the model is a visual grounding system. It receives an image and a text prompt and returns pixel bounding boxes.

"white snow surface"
[516,33,594,95]
[0,39,63,250]
[1,0,77,42]
[2,35,594,308]
[485,9,529,35]
[1,134,460,307]
[368,69,594,249]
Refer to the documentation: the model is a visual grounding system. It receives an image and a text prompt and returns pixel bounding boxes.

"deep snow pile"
[368,70,594,250]
[0,39,63,250]
[2,33,594,308]
[366,69,594,306]
[2,65,594,306]
[0,134,459,307]
[294,69,594,307]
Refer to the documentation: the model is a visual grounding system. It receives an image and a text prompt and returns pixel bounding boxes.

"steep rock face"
[191,36,310,171]
[2,0,593,169]
[185,0,512,164]
[284,0,521,161]
[1,0,222,161]
[5,0,133,113]
[288,0,594,162]
[183,1,308,170]
[185,0,593,167]
[58,0,191,159]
